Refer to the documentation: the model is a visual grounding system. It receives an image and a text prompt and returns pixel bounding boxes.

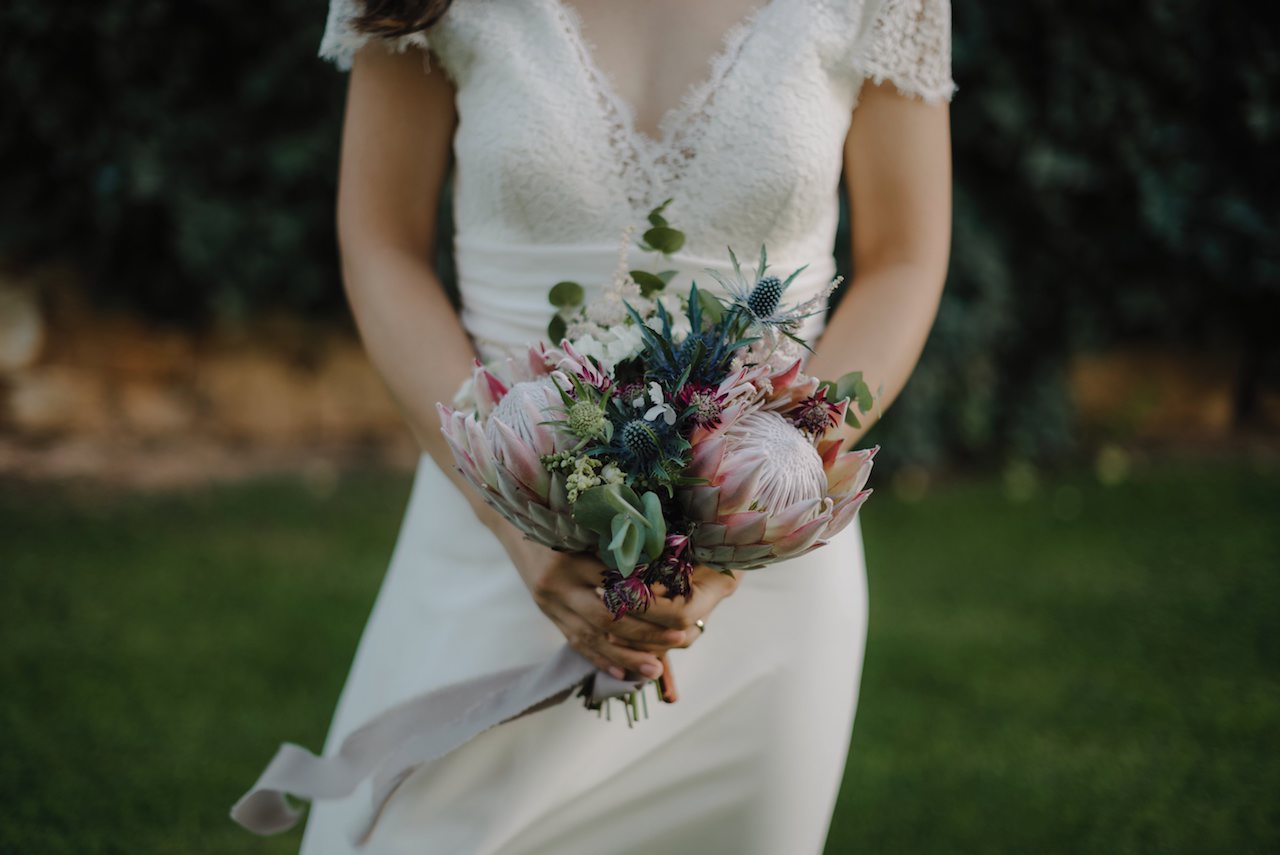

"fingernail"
[666,630,686,644]
[608,666,626,680]
[639,662,662,678]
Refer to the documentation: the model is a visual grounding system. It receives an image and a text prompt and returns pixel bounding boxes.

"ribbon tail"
[229,645,643,843]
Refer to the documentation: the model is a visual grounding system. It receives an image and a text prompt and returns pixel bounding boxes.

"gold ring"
[695,619,706,633]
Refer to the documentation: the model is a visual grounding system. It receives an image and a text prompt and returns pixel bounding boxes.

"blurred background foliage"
[1,0,1276,468]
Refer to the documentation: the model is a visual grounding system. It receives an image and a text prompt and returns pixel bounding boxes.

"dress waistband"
[452,233,838,356]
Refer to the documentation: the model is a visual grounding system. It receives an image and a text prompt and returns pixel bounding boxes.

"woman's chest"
[434,0,861,249]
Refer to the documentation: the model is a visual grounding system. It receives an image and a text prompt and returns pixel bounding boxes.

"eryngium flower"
[681,410,876,569]
[438,368,597,552]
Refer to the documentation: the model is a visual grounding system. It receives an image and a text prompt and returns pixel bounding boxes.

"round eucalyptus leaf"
[547,313,567,343]
[643,226,685,255]
[630,270,667,296]
[548,280,584,308]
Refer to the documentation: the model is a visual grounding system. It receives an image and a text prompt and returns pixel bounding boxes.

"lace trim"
[849,0,957,105]
[319,0,434,73]
[545,0,786,215]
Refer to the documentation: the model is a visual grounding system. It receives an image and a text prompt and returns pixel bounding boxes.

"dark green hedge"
[3,1,1274,465]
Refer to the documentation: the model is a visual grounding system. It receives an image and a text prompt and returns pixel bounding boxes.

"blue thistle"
[748,275,784,318]
[621,419,660,461]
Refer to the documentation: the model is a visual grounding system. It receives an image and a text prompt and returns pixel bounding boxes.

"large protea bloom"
[680,408,876,569]
[438,361,597,552]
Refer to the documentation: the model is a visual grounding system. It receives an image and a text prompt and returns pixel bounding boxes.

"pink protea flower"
[550,339,612,392]
[757,358,820,413]
[438,366,596,552]
[680,409,875,569]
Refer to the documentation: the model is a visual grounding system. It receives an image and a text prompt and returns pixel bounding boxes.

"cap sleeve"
[318,0,433,72]
[850,0,957,104]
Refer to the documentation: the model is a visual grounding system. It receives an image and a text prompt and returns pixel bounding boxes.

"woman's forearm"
[339,240,506,528]
[804,259,947,447]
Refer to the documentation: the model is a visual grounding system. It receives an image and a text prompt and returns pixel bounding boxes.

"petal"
[691,523,727,547]
[474,366,509,418]
[764,498,824,540]
[680,485,722,522]
[817,437,845,468]
[827,449,876,496]
[725,543,774,563]
[771,512,831,557]
[689,434,726,477]
[464,416,498,487]
[716,455,766,513]
[493,461,539,507]
[829,488,873,531]
[720,512,768,545]
[769,358,803,391]
[491,419,550,497]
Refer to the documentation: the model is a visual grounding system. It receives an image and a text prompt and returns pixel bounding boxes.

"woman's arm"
[336,44,476,495]
[805,81,953,446]
[335,44,683,679]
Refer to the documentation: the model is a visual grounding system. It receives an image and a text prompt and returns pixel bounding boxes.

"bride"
[294,0,954,851]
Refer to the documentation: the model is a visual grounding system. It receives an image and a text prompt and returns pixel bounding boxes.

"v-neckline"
[545,0,785,210]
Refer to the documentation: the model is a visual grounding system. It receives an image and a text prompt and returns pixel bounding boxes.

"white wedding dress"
[300,1,955,852]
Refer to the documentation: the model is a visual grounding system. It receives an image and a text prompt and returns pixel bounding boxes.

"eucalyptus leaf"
[657,270,678,284]
[548,280,584,308]
[572,484,619,534]
[640,491,667,560]
[547,313,567,343]
[647,197,673,221]
[697,288,724,325]
[609,515,644,577]
[643,226,685,255]
[630,270,667,297]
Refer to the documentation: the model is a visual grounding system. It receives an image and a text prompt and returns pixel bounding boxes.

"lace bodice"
[319,0,955,353]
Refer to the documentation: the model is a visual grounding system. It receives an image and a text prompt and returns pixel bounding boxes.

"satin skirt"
[297,449,868,855]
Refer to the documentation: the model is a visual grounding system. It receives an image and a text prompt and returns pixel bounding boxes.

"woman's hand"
[611,566,743,653]
[488,512,692,681]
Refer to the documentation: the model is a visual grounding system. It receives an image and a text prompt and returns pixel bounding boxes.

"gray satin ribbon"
[229,644,643,845]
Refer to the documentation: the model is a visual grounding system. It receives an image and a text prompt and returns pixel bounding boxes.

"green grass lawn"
[1,458,1277,853]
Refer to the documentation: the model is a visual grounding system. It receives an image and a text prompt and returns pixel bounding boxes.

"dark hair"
[351,0,454,39]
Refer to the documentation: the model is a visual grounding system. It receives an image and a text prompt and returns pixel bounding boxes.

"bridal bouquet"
[437,200,878,707]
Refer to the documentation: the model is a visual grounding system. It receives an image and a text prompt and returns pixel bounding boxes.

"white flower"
[585,293,629,328]
[602,323,644,366]
[571,333,606,366]
[643,381,677,426]
[565,319,605,341]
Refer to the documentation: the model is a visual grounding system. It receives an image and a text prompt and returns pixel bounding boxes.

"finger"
[556,606,665,679]
[605,633,686,654]
[692,564,742,596]
[636,589,713,630]
[568,587,686,646]
[599,610,688,648]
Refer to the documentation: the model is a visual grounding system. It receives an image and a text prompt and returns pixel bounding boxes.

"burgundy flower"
[675,383,728,429]
[601,568,654,619]
[786,386,843,437]
[616,380,648,409]
[646,533,694,599]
